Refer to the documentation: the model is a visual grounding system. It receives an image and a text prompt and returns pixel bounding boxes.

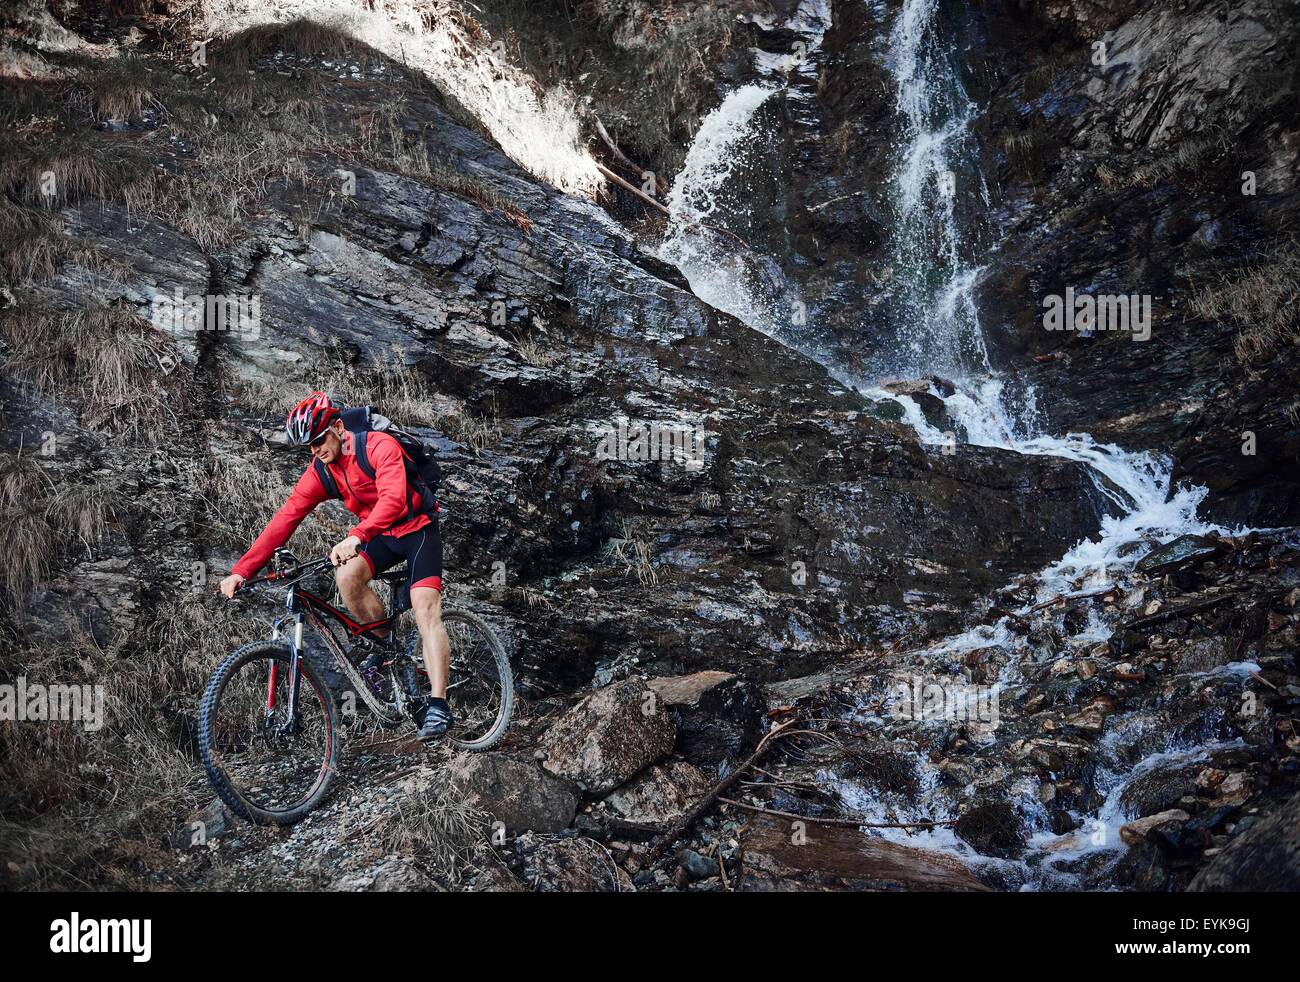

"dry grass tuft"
[214,19,358,73]
[0,451,114,610]
[0,589,256,888]
[1000,128,1057,182]
[0,301,183,438]
[605,519,659,587]
[68,57,164,124]
[511,328,560,368]
[380,766,487,884]
[1189,243,1300,364]
[0,131,156,209]
[1130,134,1229,189]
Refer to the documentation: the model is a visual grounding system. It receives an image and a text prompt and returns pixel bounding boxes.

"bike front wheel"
[404,609,513,751]
[198,641,339,825]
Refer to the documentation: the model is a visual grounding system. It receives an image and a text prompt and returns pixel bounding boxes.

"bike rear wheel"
[404,609,513,751]
[198,641,338,825]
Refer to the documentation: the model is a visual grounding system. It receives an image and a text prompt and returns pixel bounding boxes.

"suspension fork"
[266,591,306,730]
[284,613,305,729]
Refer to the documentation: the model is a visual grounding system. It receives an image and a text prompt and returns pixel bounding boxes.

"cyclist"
[218,392,452,742]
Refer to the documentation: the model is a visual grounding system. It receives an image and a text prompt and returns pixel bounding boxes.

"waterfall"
[885,0,989,378]
[661,2,1229,589]
[865,0,1226,590]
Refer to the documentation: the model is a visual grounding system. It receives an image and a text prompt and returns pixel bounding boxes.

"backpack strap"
[353,431,375,480]
[313,459,342,500]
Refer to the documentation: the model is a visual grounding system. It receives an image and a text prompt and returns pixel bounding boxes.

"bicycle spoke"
[206,655,332,817]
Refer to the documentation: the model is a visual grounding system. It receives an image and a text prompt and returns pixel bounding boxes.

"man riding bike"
[218,391,453,742]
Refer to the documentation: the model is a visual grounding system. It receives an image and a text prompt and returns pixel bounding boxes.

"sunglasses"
[307,431,331,449]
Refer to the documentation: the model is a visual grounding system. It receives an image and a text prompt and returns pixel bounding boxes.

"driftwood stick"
[594,116,656,188]
[1025,588,1112,615]
[593,161,752,253]
[644,719,801,864]
[596,161,670,215]
[718,797,960,830]
[604,816,666,841]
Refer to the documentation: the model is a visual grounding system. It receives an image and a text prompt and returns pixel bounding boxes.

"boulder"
[1173,636,1237,674]
[330,856,435,892]
[1119,809,1189,845]
[539,679,676,794]
[1135,534,1227,576]
[176,798,235,849]
[446,753,577,834]
[603,759,711,824]
[647,671,765,772]
[1189,790,1300,891]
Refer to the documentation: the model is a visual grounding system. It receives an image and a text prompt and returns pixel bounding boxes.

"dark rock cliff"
[1,0,1297,893]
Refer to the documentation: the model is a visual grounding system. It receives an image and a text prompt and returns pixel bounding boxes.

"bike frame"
[249,554,410,722]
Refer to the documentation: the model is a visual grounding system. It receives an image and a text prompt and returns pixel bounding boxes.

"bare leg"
[335,555,387,634]
[410,586,450,699]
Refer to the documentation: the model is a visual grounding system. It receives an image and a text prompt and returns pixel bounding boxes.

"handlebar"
[238,555,334,593]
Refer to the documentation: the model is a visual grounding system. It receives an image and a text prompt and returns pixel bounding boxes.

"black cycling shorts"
[357,520,443,592]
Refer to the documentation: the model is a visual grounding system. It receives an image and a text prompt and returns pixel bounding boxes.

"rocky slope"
[0,0,1297,892]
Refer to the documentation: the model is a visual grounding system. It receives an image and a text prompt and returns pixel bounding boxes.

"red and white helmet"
[285,391,339,445]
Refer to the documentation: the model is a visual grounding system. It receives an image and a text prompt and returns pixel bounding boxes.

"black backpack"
[313,406,441,519]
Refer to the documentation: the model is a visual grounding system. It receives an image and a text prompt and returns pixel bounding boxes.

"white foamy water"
[865,375,1221,601]
[885,0,987,377]
[660,85,785,338]
[200,0,603,196]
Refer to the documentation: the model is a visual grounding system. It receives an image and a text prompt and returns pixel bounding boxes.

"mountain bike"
[197,548,513,825]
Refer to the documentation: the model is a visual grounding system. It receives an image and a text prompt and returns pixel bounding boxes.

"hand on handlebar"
[219,573,246,599]
[329,536,362,567]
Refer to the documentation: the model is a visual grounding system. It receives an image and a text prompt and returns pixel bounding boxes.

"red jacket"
[232,430,431,579]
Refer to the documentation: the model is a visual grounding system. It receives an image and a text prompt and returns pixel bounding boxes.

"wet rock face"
[971,0,1300,526]
[1135,534,1228,576]
[539,679,677,794]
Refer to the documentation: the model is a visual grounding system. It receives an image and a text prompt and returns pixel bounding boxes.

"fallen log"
[738,813,989,891]
[594,116,661,193]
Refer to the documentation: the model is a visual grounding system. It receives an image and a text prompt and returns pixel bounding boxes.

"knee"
[411,588,441,624]
[335,557,370,595]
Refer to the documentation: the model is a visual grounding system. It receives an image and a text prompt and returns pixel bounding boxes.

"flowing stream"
[659,0,1251,888]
